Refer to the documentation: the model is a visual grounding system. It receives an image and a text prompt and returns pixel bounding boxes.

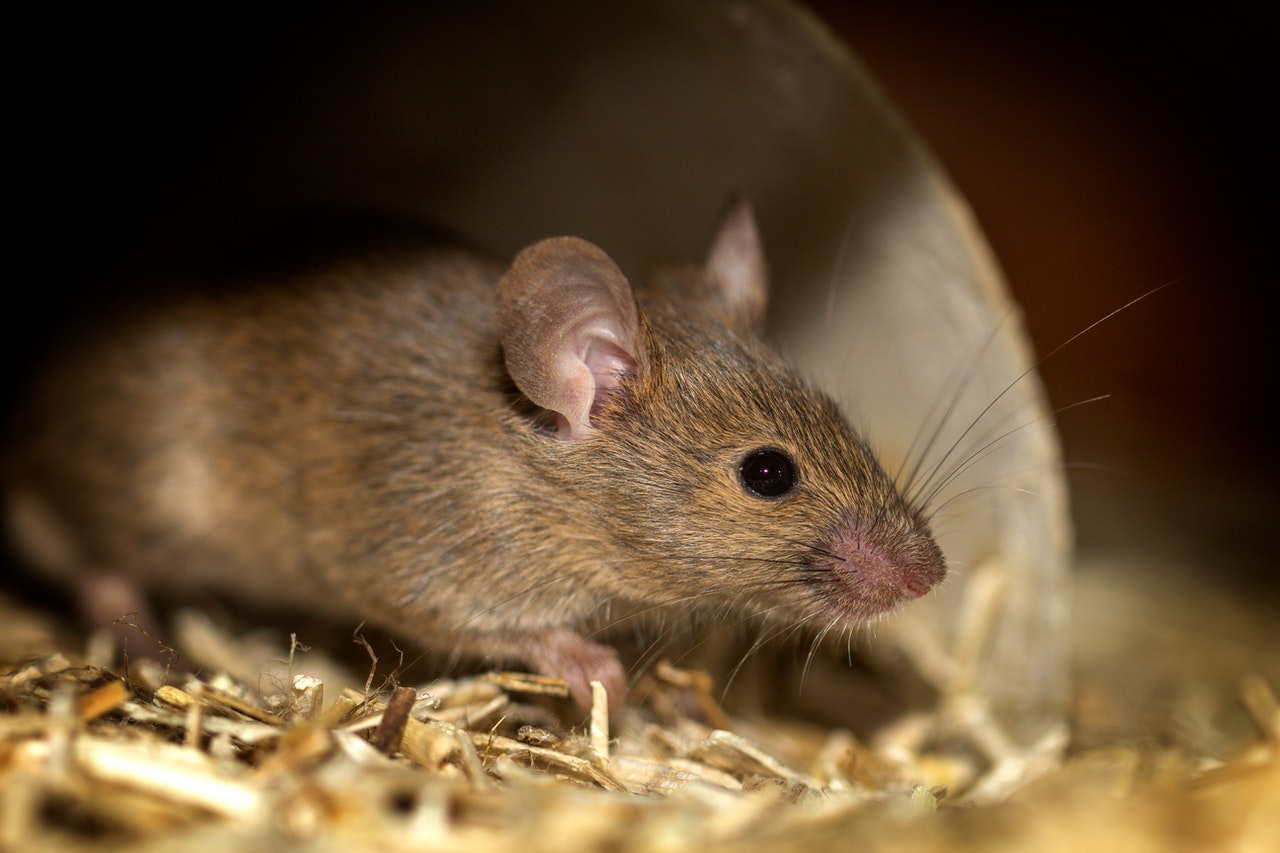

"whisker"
[719,608,821,700]
[916,394,1111,513]
[904,282,1176,511]
[825,208,861,326]
[898,306,1015,495]
[800,616,842,692]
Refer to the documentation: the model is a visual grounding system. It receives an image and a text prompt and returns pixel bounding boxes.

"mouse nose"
[822,517,947,619]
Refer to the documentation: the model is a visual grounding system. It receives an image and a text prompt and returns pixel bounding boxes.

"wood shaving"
[1,594,1278,852]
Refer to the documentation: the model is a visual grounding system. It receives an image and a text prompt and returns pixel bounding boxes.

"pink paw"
[526,628,626,709]
[76,570,175,666]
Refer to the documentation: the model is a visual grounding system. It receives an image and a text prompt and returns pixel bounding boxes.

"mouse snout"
[820,517,947,619]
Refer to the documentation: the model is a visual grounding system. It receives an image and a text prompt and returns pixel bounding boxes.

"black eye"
[739,448,798,498]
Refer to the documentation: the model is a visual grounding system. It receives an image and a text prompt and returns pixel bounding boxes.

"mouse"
[2,198,947,708]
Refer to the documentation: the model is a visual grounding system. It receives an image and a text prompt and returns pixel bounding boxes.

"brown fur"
[3,205,946,706]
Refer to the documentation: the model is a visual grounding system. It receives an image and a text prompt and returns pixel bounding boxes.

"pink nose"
[824,516,947,619]
[903,576,932,598]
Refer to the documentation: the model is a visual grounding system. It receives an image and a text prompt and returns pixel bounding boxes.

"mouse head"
[496,199,946,624]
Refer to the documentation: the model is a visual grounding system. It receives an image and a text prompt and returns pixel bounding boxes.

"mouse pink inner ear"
[704,195,769,334]
[497,237,645,441]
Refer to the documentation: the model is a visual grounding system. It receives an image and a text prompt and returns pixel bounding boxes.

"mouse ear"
[497,237,645,441]
[705,194,768,334]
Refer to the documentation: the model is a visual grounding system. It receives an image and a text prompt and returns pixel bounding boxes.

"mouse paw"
[76,569,177,669]
[525,628,626,709]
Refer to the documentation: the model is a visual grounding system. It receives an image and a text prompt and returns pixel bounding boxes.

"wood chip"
[371,685,416,755]
[195,683,285,726]
[155,683,195,710]
[400,716,462,770]
[590,680,610,764]
[485,671,571,698]
[471,732,630,792]
[290,673,325,719]
[4,599,1277,851]
[651,661,734,730]
[21,734,266,821]
[0,653,73,690]
[76,679,130,722]
[690,730,819,788]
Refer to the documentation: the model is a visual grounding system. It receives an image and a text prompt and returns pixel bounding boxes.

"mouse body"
[3,201,946,705]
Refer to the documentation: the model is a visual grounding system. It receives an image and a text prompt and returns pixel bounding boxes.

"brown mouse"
[2,199,946,707]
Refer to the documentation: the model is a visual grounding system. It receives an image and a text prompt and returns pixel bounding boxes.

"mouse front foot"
[524,627,626,709]
[74,569,179,675]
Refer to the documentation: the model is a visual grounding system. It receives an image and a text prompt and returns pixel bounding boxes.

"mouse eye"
[739,448,798,498]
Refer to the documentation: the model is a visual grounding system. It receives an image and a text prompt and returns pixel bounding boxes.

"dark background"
[7,2,1275,590]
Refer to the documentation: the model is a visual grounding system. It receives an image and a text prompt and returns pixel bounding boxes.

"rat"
[2,198,947,707]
